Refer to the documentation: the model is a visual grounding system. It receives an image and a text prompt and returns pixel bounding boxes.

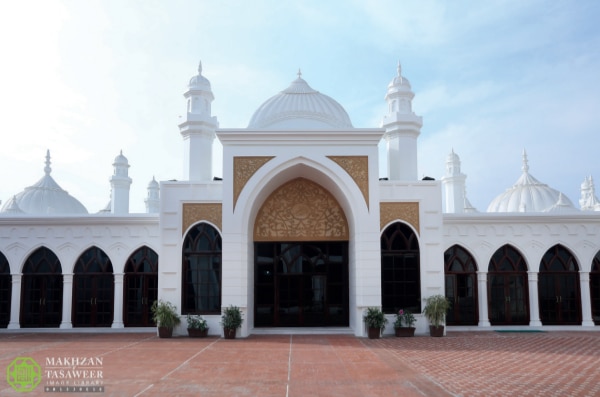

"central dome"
[248,72,353,129]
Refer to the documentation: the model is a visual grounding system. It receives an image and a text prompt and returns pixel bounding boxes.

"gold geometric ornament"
[182,203,222,235]
[327,156,369,209]
[254,177,349,241]
[380,202,419,234]
[234,156,274,209]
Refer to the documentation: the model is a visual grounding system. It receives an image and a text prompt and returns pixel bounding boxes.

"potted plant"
[186,314,209,337]
[220,305,243,339]
[363,307,388,339]
[394,309,416,337]
[151,299,181,338]
[423,295,451,337]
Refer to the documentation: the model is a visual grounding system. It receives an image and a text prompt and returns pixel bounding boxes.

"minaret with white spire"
[145,176,160,213]
[110,150,132,214]
[179,61,218,181]
[381,61,423,180]
[441,149,467,213]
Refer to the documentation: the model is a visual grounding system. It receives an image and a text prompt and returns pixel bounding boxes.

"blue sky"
[1,0,600,213]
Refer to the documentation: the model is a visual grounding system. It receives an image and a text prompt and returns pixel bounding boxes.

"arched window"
[444,245,478,325]
[539,245,581,325]
[21,247,63,328]
[182,223,222,314]
[381,222,420,314]
[73,247,114,327]
[591,252,600,325]
[488,245,529,325]
[124,246,158,327]
[0,252,11,328]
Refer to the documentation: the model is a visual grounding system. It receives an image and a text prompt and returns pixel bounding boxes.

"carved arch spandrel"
[234,156,274,209]
[254,177,349,242]
[327,156,369,209]
[380,202,420,235]
[182,203,222,235]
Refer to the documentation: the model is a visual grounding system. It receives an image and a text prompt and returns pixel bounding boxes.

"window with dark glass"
[124,246,158,327]
[73,247,114,327]
[591,252,600,325]
[182,223,222,314]
[444,245,478,325]
[381,222,421,314]
[0,252,11,328]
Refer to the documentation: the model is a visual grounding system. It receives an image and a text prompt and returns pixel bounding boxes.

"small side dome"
[113,150,129,166]
[147,176,159,189]
[0,151,88,215]
[248,70,353,129]
[487,151,576,213]
[387,62,412,90]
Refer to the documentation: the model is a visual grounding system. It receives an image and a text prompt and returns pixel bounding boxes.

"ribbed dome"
[1,151,88,215]
[487,151,576,213]
[248,71,353,129]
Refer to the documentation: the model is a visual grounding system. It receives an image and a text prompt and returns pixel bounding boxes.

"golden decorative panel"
[327,156,369,209]
[380,202,420,234]
[254,177,349,241]
[182,203,222,235]
[234,156,274,209]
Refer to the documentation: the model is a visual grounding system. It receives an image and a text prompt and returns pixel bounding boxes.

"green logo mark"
[6,357,42,393]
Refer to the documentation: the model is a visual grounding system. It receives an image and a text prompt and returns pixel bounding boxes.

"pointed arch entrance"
[539,245,581,325]
[591,252,600,325]
[444,245,478,325]
[0,252,11,328]
[20,247,63,328]
[124,246,158,327]
[72,247,114,327]
[487,245,529,325]
[253,178,349,327]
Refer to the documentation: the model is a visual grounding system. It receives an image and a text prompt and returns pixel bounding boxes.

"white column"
[60,274,73,329]
[580,272,594,326]
[112,273,124,328]
[477,272,490,327]
[528,271,542,326]
[7,274,22,329]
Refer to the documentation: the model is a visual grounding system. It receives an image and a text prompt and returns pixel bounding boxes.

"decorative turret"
[110,150,132,214]
[179,61,218,181]
[145,176,160,213]
[580,176,600,211]
[381,62,423,181]
[441,149,469,213]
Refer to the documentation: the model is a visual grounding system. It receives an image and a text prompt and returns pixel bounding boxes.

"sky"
[1,0,600,213]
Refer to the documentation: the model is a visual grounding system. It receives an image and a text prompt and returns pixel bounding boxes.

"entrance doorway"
[444,245,478,325]
[124,246,158,327]
[0,252,10,328]
[254,242,348,327]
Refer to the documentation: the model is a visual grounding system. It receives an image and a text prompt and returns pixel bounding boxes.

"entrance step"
[251,327,354,335]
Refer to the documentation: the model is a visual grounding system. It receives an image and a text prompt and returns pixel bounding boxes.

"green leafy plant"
[186,314,208,330]
[220,305,243,329]
[363,307,388,330]
[394,309,416,328]
[151,299,181,329]
[423,295,451,327]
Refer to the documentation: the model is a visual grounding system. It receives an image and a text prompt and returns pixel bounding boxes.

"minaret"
[110,150,132,214]
[179,61,218,181]
[381,62,423,180]
[441,149,467,213]
[145,176,160,213]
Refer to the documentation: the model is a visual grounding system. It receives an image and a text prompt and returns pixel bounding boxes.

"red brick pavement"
[1,331,599,396]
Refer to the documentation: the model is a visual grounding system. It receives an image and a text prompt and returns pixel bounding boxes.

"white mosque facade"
[1,62,599,337]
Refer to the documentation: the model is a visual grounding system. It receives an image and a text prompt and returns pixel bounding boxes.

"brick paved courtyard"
[1,331,599,396]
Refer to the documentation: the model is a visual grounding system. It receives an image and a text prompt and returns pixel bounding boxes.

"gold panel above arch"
[234,156,274,209]
[380,202,420,235]
[327,156,369,209]
[182,203,222,235]
[254,177,349,242]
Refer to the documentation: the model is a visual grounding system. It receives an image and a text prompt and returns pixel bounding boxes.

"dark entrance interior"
[488,245,529,325]
[255,241,348,327]
[0,252,10,328]
[124,246,158,327]
[444,245,478,325]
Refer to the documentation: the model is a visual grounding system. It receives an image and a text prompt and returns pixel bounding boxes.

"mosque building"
[1,61,599,336]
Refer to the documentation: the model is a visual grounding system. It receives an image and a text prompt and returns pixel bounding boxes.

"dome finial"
[198,60,203,75]
[297,68,302,79]
[44,150,52,175]
[521,149,529,174]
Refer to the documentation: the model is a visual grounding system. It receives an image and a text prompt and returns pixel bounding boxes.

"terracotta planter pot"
[158,326,173,338]
[223,327,237,339]
[395,327,416,337]
[367,326,382,339]
[429,325,445,337]
[187,328,208,338]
